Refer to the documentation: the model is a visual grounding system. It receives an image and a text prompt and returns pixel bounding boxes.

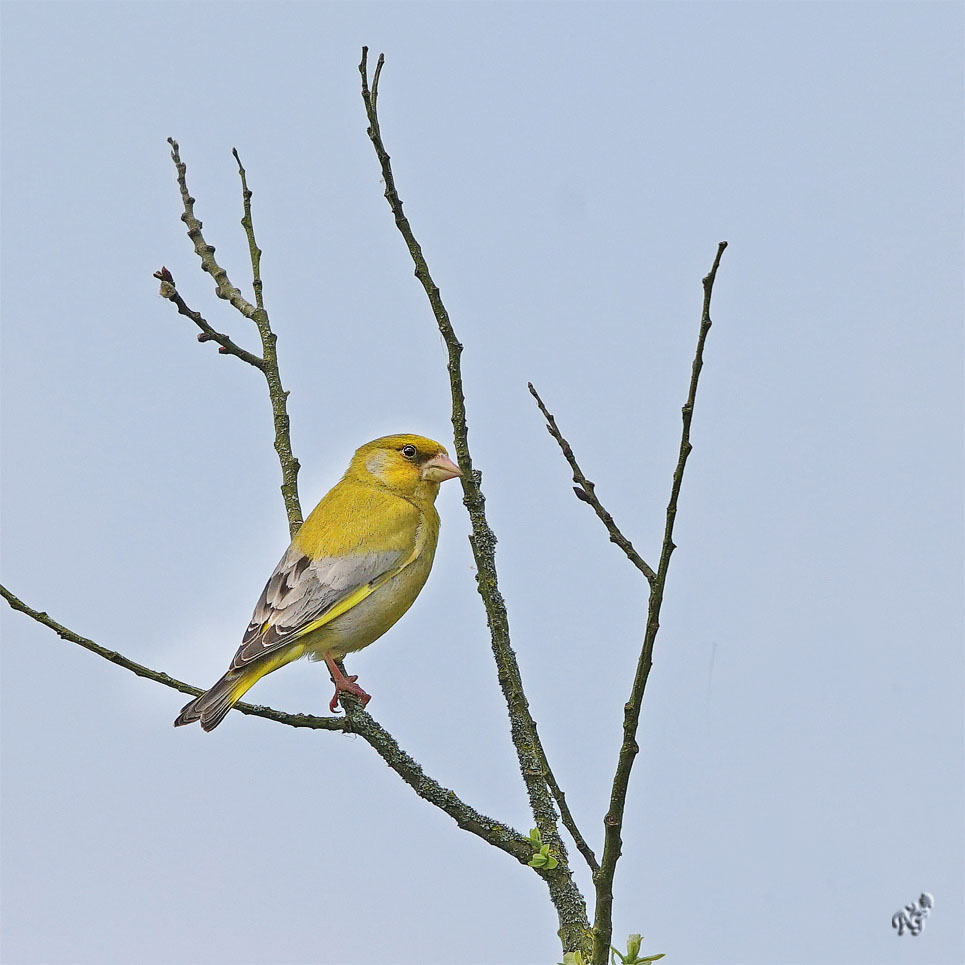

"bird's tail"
[173,670,257,732]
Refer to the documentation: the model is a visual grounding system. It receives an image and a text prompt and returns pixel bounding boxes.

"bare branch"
[359,47,591,954]
[1,583,534,861]
[167,137,257,317]
[528,382,657,584]
[154,267,266,369]
[163,139,302,535]
[590,241,727,964]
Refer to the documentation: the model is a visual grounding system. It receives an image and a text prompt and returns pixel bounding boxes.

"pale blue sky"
[2,3,962,964]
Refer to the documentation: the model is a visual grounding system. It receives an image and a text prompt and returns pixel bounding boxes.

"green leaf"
[528,853,547,868]
[559,952,586,965]
[611,934,665,964]
[544,854,559,869]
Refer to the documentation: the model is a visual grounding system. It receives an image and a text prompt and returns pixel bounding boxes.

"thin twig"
[232,148,265,311]
[528,382,657,584]
[0,582,533,862]
[525,385,661,871]
[359,47,591,955]
[165,139,302,535]
[590,241,727,965]
[154,267,266,369]
[530,716,600,873]
[230,147,302,536]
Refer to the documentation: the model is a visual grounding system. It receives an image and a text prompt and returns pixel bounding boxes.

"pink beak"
[422,452,462,483]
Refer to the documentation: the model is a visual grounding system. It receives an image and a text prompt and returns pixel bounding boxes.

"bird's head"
[349,434,462,499]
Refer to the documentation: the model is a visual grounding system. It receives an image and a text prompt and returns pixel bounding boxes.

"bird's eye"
[401,444,417,460]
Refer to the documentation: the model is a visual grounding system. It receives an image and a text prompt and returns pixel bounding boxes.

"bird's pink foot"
[328,676,372,713]
[324,654,372,713]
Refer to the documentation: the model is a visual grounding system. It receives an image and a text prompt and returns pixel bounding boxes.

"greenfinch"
[174,433,461,731]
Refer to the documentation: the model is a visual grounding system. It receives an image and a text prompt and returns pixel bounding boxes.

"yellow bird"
[174,433,461,731]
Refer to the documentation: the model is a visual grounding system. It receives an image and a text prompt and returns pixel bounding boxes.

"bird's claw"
[329,676,372,714]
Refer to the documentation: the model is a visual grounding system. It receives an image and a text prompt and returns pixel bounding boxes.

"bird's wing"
[229,544,414,669]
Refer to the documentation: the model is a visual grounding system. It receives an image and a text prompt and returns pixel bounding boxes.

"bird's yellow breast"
[293,476,441,659]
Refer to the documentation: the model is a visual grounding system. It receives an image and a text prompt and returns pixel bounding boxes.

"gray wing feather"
[232,546,403,668]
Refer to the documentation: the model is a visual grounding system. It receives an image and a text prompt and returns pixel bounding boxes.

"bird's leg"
[323,653,371,713]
